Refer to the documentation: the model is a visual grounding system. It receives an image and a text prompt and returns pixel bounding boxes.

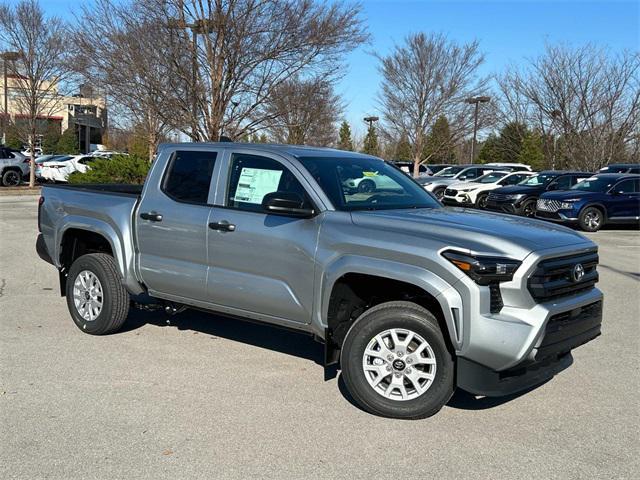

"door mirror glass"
[262,191,314,218]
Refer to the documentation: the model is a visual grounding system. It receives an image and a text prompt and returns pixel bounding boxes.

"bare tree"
[377,32,487,176]
[138,0,367,141]
[499,44,640,170]
[262,76,343,146]
[0,0,71,186]
[73,0,183,161]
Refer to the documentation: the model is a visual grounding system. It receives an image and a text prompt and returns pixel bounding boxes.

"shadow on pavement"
[122,306,325,366]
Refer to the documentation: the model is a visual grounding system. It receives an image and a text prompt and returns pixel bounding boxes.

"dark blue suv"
[536,174,640,231]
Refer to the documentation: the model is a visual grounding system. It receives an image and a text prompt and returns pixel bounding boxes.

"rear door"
[137,149,221,301]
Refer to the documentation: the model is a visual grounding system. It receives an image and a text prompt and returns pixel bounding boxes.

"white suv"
[442,171,535,208]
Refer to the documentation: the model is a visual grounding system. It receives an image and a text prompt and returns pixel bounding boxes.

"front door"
[206,151,320,324]
[607,179,640,219]
[137,149,220,301]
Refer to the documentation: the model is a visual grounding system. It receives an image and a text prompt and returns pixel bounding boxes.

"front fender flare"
[317,255,464,352]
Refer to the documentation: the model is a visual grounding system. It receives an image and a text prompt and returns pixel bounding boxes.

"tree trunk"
[29,131,36,188]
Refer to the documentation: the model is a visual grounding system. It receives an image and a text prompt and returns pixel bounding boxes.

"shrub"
[68,154,150,184]
[56,127,80,154]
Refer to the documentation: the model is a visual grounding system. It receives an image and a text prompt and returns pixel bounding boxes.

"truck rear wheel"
[340,301,454,419]
[65,253,129,335]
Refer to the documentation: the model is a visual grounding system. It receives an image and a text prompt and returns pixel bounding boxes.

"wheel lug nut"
[387,355,394,361]
[406,368,412,374]
[394,372,401,377]
[406,358,412,364]
[397,352,403,357]
[386,365,391,371]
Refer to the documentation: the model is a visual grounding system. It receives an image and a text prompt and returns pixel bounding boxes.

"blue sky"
[41,0,639,137]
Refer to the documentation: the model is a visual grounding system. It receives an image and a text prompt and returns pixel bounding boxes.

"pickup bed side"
[38,184,145,295]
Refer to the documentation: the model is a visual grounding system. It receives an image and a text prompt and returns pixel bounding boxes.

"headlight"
[442,251,521,285]
[559,199,579,209]
[458,187,474,193]
[505,193,525,200]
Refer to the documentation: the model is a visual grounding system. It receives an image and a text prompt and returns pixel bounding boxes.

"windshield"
[298,156,441,211]
[434,166,466,177]
[518,173,555,186]
[475,171,507,184]
[570,176,617,192]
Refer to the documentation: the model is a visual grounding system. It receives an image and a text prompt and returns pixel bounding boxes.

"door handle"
[140,212,163,222]
[209,220,236,232]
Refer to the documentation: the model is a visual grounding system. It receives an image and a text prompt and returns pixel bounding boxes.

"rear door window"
[162,150,217,204]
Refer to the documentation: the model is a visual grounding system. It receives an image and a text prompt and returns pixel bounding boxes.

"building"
[1,75,107,153]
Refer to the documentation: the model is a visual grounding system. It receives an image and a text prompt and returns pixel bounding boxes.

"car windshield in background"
[434,166,466,177]
[570,176,616,192]
[298,156,441,211]
[518,173,555,186]
[476,172,508,183]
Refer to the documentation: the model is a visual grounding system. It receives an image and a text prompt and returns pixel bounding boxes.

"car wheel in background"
[433,187,446,200]
[357,179,376,193]
[340,301,454,419]
[66,253,130,335]
[521,199,536,217]
[579,206,604,232]
[475,193,489,209]
[1,169,22,187]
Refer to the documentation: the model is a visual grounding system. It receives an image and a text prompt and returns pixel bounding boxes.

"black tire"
[340,301,455,419]
[521,198,536,217]
[65,253,129,335]
[357,179,376,193]
[579,206,604,232]
[433,187,446,200]
[475,192,489,209]
[1,169,22,187]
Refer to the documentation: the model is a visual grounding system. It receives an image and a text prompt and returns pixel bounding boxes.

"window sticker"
[234,167,283,204]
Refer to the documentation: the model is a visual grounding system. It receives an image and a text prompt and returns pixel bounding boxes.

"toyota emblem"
[572,263,585,282]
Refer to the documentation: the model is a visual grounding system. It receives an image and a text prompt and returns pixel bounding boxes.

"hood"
[491,185,542,195]
[448,181,481,190]
[422,177,458,187]
[350,207,593,259]
[540,190,600,201]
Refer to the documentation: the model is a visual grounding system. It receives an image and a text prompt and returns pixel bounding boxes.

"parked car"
[37,155,98,183]
[418,164,511,199]
[442,170,535,208]
[485,162,532,172]
[393,161,431,177]
[485,171,591,217]
[0,147,29,186]
[342,166,403,193]
[597,163,639,174]
[536,173,640,232]
[426,164,453,175]
[21,147,43,158]
[37,143,603,419]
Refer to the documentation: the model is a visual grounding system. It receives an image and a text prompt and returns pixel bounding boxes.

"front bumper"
[485,198,523,215]
[535,210,579,222]
[442,195,474,206]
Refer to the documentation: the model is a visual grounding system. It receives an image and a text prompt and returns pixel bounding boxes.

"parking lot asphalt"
[1,194,639,479]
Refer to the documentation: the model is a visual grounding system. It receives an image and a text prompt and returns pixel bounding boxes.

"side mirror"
[262,191,314,218]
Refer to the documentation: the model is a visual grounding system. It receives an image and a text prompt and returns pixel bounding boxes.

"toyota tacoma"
[36,143,603,419]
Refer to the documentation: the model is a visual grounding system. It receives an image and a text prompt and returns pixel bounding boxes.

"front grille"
[537,199,563,212]
[445,188,457,196]
[528,251,599,301]
[489,284,503,313]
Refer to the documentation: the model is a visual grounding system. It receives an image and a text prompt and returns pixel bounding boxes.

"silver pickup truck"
[36,143,603,419]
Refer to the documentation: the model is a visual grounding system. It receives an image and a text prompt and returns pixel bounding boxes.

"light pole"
[1,51,20,145]
[363,116,379,156]
[465,96,490,162]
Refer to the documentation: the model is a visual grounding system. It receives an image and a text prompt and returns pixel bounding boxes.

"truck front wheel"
[340,301,454,419]
[65,253,130,335]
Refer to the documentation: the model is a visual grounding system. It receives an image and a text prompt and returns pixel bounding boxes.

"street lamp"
[363,116,379,129]
[465,96,490,162]
[167,18,216,141]
[1,51,20,145]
